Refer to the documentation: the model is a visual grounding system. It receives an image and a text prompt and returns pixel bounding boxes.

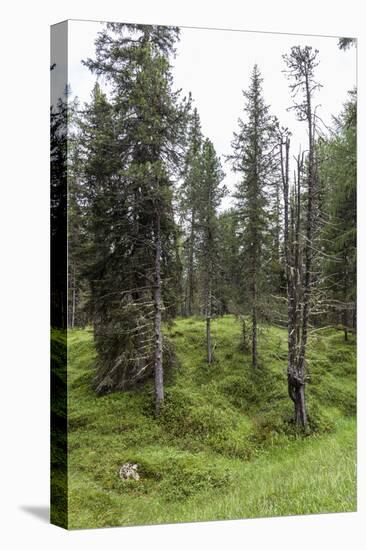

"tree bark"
[294,384,307,426]
[154,214,164,415]
[187,210,195,316]
[343,312,349,342]
[71,263,76,329]
[206,288,212,364]
[295,73,315,429]
[206,248,213,364]
[343,274,349,341]
[282,136,308,429]
[252,281,258,369]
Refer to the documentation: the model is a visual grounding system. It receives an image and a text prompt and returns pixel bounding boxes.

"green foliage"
[125,449,234,501]
[67,316,356,528]
[179,111,227,319]
[74,24,190,393]
[51,328,68,528]
[58,24,357,529]
[317,91,357,330]
[227,65,282,368]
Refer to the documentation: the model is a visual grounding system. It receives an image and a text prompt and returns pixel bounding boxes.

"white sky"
[67,20,356,209]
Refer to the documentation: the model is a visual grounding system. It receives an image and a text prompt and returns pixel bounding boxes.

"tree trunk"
[206,277,212,364]
[294,384,307,427]
[252,245,258,368]
[343,309,349,342]
[282,137,308,429]
[71,263,76,329]
[154,214,164,415]
[206,317,212,364]
[187,210,195,316]
[252,302,257,368]
[343,274,349,341]
[294,73,314,430]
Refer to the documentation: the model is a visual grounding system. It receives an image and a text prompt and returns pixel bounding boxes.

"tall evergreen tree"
[81,24,189,414]
[318,91,357,339]
[216,209,242,314]
[229,65,277,368]
[180,107,203,316]
[68,123,85,328]
[196,139,225,363]
[51,97,68,330]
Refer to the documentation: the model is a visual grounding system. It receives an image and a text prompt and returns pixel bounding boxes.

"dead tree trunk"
[281,132,308,428]
[294,153,308,429]
[294,70,317,429]
[282,46,321,429]
[154,214,164,415]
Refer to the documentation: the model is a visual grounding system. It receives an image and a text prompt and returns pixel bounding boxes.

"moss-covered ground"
[66,315,356,529]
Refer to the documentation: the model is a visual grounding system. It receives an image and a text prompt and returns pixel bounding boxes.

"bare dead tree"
[281,45,321,428]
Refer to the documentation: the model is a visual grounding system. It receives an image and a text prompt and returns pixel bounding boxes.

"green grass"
[66,315,356,529]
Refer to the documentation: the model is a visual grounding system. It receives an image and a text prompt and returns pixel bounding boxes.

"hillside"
[66,315,356,529]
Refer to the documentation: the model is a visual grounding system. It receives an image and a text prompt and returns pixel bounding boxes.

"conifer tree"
[51,97,68,330]
[180,107,203,316]
[82,24,189,414]
[68,123,85,328]
[216,209,242,314]
[229,65,277,368]
[196,139,225,363]
[318,91,357,339]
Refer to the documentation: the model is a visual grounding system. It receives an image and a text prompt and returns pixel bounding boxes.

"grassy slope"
[67,315,356,529]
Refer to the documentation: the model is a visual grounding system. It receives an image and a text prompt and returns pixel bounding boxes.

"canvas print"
[50,20,357,529]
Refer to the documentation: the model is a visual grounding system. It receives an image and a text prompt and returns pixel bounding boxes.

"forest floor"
[65,315,356,529]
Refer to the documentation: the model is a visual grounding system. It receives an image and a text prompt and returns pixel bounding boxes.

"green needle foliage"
[74,24,190,402]
[228,65,279,368]
[64,26,356,514]
[317,91,357,339]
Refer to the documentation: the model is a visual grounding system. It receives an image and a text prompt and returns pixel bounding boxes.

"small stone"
[119,462,140,481]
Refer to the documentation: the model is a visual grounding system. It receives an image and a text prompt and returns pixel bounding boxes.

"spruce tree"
[180,107,203,316]
[196,139,225,363]
[318,92,356,339]
[82,24,189,413]
[216,209,242,314]
[229,65,276,368]
[51,98,68,329]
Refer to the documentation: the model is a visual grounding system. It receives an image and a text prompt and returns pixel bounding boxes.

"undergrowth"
[66,315,356,529]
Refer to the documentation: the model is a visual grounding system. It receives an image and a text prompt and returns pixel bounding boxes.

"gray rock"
[119,462,140,481]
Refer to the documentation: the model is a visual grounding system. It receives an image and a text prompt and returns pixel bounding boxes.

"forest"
[51,24,356,528]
